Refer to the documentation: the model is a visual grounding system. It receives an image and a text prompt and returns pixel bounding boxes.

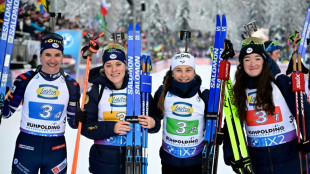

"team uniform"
[153,75,209,174]
[81,67,160,174]
[3,68,80,174]
[223,74,310,174]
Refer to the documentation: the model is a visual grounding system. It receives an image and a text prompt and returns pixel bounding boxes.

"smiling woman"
[223,37,310,174]
[1,32,80,174]
[75,43,161,174]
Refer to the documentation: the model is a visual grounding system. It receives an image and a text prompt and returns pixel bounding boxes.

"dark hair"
[233,61,275,122]
[157,69,173,113]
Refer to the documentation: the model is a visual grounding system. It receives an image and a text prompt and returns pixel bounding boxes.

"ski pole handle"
[293,53,297,72]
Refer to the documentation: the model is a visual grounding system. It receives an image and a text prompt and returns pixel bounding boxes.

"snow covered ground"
[0,64,236,174]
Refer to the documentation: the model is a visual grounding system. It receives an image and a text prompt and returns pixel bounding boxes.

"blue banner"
[56,30,82,75]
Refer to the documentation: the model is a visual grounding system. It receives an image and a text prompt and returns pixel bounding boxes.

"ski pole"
[290,31,308,174]
[141,55,152,174]
[71,32,104,174]
[211,39,234,174]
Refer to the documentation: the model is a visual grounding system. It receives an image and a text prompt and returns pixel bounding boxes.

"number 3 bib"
[245,84,297,147]
[162,90,205,158]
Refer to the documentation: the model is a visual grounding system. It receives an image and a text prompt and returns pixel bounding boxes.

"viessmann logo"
[36,84,60,99]
[171,102,193,117]
[247,91,256,106]
[108,93,127,107]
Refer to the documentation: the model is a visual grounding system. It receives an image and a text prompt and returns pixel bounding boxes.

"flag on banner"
[100,0,111,16]
[37,0,47,15]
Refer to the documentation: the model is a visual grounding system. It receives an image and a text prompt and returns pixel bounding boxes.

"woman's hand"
[138,115,155,129]
[114,121,131,134]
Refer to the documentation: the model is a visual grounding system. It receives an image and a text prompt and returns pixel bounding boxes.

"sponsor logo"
[248,125,285,135]
[52,144,66,151]
[247,91,256,106]
[51,159,66,174]
[171,102,193,117]
[165,135,198,145]
[108,93,127,107]
[246,47,253,53]
[88,125,98,130]
[27,122,60,130]
[295,74,301,89]
[45,39,63,45]
[174,53,191,59]
[36,84,60,99]
[18,144,34,151]
[62,33,72,47]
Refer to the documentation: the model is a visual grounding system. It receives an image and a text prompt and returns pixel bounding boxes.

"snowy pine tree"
[146,0,168,34]
[117,4,132,31]
[176,0,191,30]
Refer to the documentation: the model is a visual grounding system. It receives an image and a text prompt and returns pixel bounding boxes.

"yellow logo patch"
[36,85,60,99]
[171,102,193,117]
[108,93,126,107]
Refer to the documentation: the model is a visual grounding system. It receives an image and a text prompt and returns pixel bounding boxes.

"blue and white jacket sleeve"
[65,75,80,129]
[3,71,35,118]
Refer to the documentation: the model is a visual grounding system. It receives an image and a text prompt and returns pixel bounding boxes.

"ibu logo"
[108,93,127,107]
[36,84,60,99]
[171,102,193,117]
[247,91,256,106]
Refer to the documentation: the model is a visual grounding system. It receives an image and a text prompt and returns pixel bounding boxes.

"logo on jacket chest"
[247,91,256,106]
[36,84,60,99]
[108,93,127,107]
[171,102,193,117]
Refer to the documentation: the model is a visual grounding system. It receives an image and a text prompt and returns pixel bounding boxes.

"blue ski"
[0,0,21,121]
[299,5,310,60]
[202,14,227,174]
[126,23,135,174]
[133,24,142,174]
[126,24,143,174]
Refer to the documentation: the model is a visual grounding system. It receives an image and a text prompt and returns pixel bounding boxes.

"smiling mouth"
[48,63,57,67]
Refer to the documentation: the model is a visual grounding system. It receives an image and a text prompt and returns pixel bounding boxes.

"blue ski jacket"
[223,73,310,174]
[80,66,161,173]
[153,75,210,167]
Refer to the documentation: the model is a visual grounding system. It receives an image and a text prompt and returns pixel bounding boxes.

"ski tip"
[135,24,140,30]
[128,24,133,30]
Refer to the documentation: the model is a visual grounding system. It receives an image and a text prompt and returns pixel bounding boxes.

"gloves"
[266,54,281,77]
[74,108,87,126]
[221,39,235,59]
[286,55,308,75]
[297,138,310,154]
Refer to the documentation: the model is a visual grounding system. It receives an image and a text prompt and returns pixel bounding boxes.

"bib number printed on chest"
[246,106,296,147]
[246,106,284,126]
[29,102,64,121]
[166,117,198,136]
